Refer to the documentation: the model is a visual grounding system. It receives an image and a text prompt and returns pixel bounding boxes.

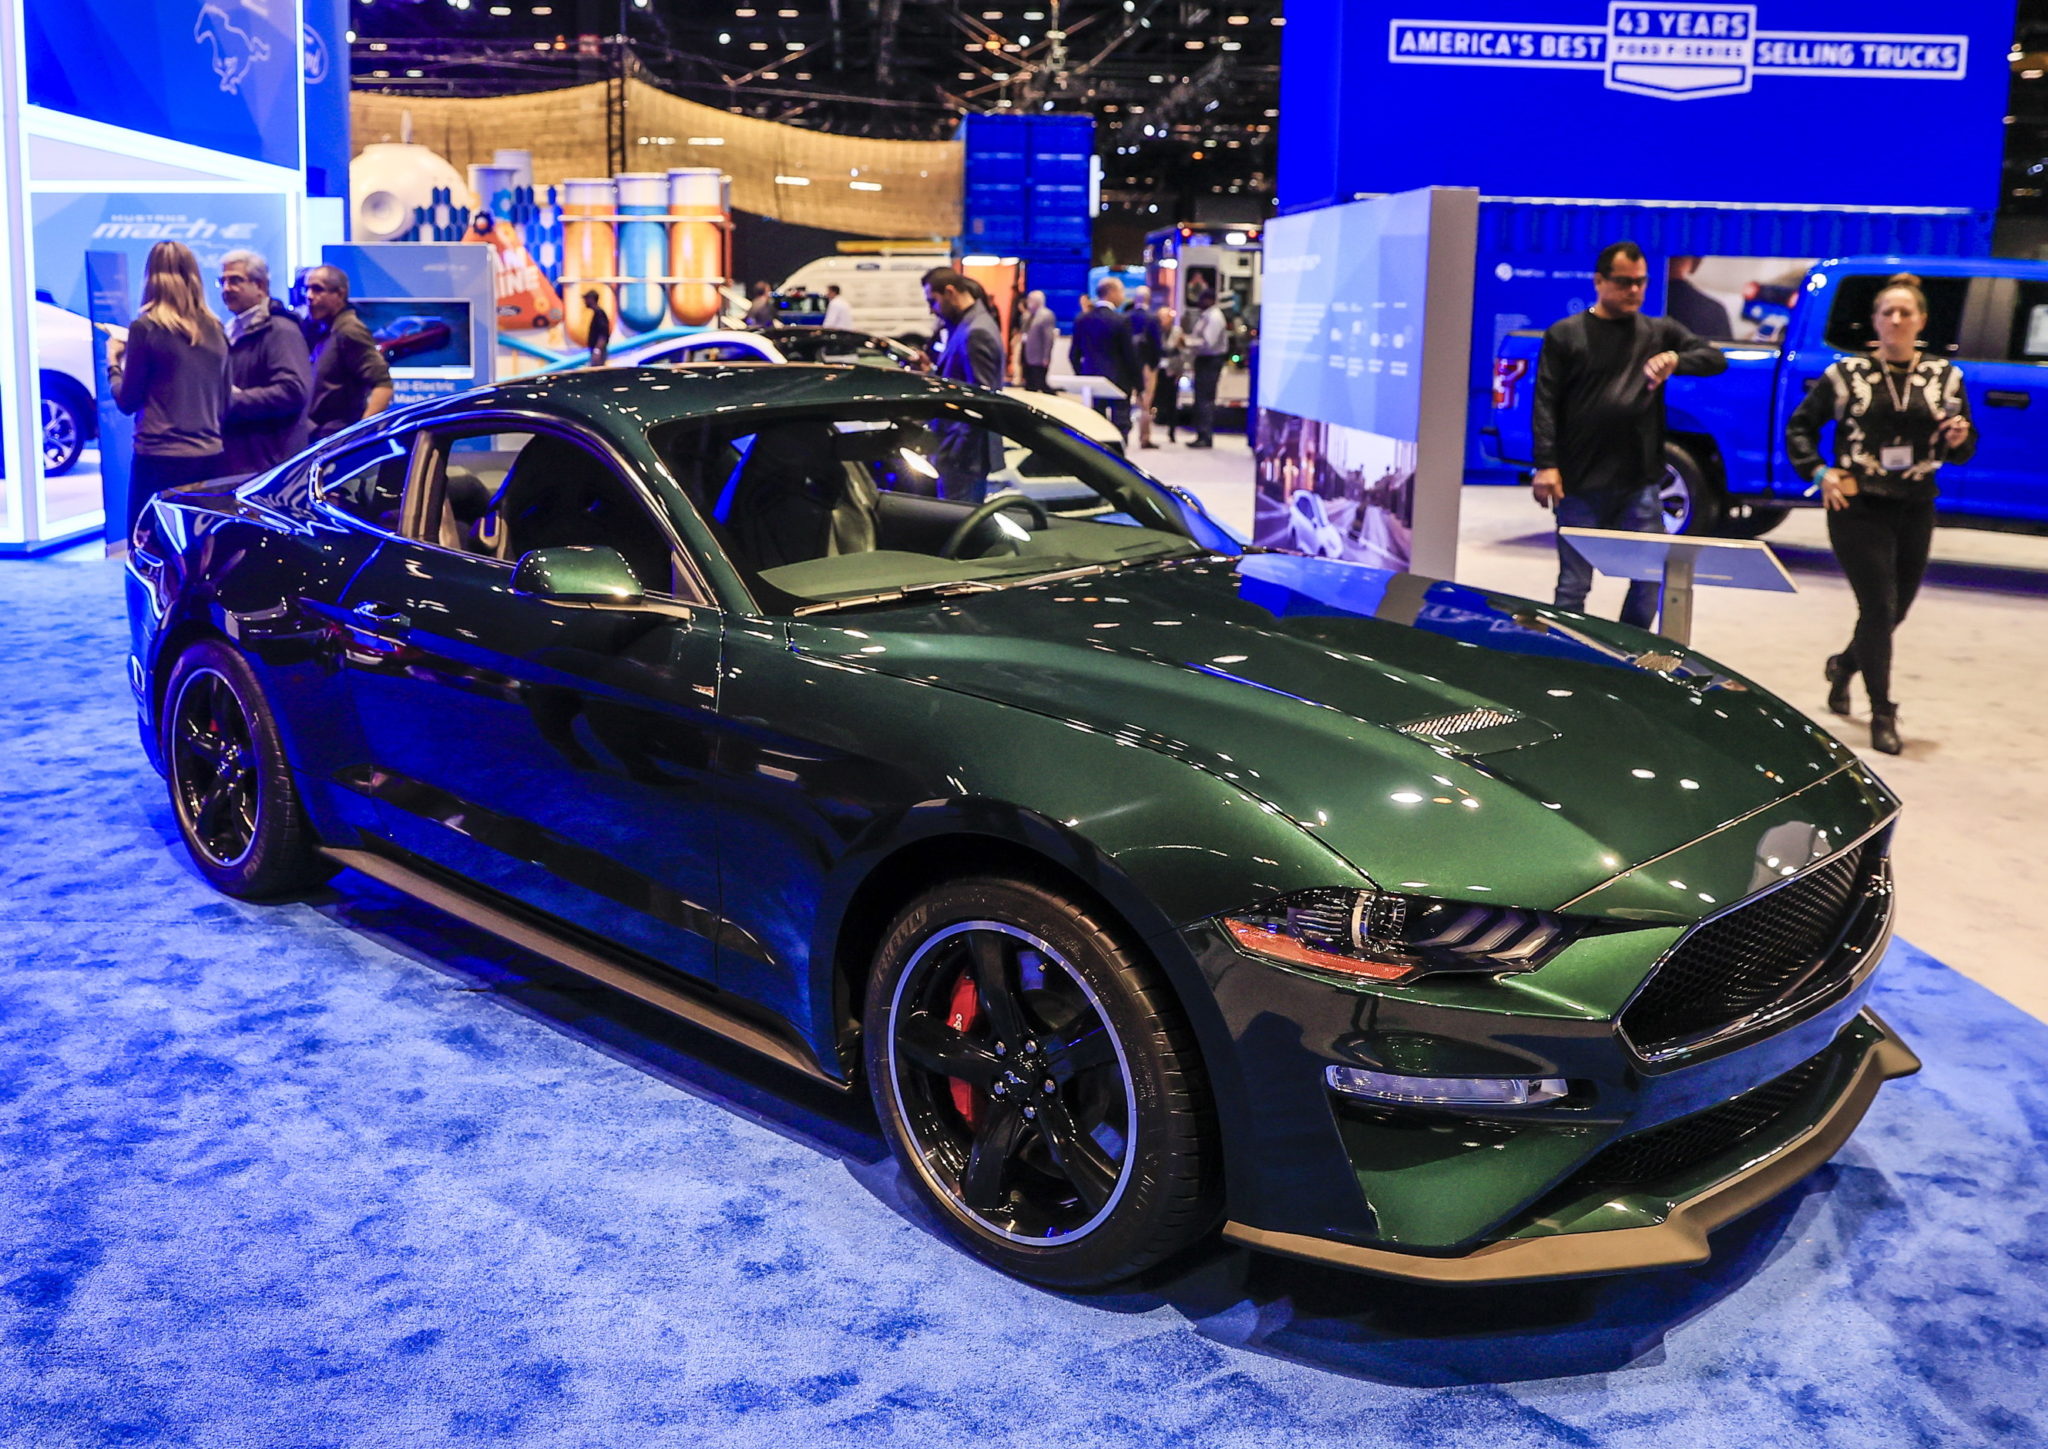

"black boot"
[1823,653,1855,716]
[1870,706,1902,756]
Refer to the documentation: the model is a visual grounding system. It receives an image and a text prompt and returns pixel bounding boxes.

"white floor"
[1145,432,2048,1025]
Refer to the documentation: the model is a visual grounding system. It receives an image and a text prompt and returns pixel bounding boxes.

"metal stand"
[1558,528,1796,647]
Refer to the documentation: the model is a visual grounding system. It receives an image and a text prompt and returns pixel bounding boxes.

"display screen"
[1257,190,1431,439]
[354,300,475,375]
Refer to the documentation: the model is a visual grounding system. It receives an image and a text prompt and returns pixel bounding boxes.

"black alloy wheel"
[162,639,329,899]
[866,876,1217,1288]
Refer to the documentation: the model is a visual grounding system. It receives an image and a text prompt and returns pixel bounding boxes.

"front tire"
[162,639,329,899]
[864,876,1218,1288]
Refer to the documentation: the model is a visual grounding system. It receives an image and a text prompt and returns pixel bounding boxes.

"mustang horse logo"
[194,2,272,95]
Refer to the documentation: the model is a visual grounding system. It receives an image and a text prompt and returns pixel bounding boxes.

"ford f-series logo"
[1389,4,1967,100]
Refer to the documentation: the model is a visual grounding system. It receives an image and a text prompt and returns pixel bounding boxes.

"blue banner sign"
[1280,0,2013,211]
[26,0,302,172]
[1389,7,1968,100]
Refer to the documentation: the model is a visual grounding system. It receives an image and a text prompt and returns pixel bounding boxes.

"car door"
[334,414,728,985]
[1940,275,2048,521]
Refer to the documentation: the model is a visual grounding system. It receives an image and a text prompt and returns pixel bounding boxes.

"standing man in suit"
[923,269,1004,501]
[216,249,310,473]
[1072,277,1141,442]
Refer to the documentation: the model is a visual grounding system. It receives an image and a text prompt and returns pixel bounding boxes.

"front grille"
[1620,839,1882,1057]
[1571,1049,1834,1187]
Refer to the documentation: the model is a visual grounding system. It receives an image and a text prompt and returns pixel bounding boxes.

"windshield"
[653,398,1225,613]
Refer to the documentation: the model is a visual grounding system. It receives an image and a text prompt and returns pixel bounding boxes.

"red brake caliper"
[945,970,982,1126]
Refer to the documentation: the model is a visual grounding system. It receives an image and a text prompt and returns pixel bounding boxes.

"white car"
[1286,490,1345,559]
[35,299,103,475]
[571,328,1128,456]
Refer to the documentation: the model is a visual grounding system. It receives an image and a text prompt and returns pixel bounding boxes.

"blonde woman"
[108,240,229,537]
[1785,273,1975,755]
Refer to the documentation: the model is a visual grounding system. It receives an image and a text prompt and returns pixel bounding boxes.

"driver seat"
[720,420,878,572]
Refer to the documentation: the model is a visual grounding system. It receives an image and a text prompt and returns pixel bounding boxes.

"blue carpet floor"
[2,550,2045,1448]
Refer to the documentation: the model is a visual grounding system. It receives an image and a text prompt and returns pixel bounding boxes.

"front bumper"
[1223,1008,1917,1283]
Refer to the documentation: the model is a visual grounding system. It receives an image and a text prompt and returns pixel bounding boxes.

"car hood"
[788,553,1867,911]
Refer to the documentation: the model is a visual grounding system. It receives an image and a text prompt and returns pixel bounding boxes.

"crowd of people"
[1011,277,1231,448]
[107,239,393,538]
[1531,239,1975,755]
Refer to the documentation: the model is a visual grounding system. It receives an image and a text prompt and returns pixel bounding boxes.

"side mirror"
[511,545,644,604]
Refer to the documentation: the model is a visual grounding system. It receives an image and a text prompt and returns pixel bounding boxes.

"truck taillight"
[1492,357,1529,411]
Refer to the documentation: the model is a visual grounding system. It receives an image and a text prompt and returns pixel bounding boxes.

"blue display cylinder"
[616,173,668,334]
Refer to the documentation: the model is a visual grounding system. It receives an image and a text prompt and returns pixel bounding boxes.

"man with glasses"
[217,249,311,473]
[300,266,393,443]
[1531,240,1726,628]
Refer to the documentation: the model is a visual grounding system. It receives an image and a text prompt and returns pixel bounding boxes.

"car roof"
[397,363,995,433]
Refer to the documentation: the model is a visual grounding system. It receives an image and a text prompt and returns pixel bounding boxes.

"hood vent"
[1396,706,1558,756]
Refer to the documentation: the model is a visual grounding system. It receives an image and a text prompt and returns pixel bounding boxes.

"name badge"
[1880,444,1913,472]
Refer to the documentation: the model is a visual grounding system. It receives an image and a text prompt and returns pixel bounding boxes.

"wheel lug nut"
[992,1080,1007,1096]
[1022,1106,1035,1119]
[993,1041,1007,1057]
[1023,1040,1038,1053]
[1042,1079,1055,1094]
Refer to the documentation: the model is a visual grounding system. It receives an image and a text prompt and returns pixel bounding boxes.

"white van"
[778,249,948,344]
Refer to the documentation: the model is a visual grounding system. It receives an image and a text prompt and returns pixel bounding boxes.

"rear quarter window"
[1823,274,1969,357]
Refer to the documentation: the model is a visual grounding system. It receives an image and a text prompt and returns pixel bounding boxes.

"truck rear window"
[2008,283,2048,361]
[1823,275,1967,357]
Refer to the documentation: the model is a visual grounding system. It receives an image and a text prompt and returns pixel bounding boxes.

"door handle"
[351,600,412,632]
[1985,390,2031,408]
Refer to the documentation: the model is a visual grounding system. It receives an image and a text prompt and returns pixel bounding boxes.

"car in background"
[127,363,1916,1291]
[35,298,103,476]
[372,314,455,363]
[1285,491,1344,558]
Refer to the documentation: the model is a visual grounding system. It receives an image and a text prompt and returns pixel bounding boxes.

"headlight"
[1222,887,1578,983]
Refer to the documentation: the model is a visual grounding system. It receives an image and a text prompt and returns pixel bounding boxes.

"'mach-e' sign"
[1388,3,1966,100]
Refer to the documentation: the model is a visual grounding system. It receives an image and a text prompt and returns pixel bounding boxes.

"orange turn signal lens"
[1223,919,1416,982]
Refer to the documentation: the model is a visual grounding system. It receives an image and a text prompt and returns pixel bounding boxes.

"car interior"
[658,405,1204,606]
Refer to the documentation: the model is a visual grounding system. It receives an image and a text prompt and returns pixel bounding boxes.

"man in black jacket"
[301,267,393,442]
[217,250,311,473]
[923,269,1004,501]
[1072,277,1141,441]
[1531,240,1727,629]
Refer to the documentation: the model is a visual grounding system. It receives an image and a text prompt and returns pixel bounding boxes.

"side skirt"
[322,845,848,1090]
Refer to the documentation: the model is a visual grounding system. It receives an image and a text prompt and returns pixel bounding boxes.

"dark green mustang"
[126,365,1914,1288]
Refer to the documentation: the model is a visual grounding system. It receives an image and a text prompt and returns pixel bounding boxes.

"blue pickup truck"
[1488,255,2048,536]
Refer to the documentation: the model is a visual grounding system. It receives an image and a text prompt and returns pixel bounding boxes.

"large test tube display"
[561,177,617,347]
[667,168,730,328]
[615,173,669,334]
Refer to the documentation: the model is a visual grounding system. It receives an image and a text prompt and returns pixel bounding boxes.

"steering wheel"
[938,492,1051,559]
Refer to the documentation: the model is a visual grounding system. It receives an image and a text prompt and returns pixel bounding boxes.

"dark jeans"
[127,451,224,541]
[1191,354,1226,442]
[1022,363,1050,392]
[1827,491,1936,710]
[1554,484,1663,630]
[1152,370,1180,433]
[1095,396,1131,443]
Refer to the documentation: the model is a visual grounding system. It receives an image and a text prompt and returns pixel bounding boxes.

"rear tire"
[162,639,330,899]
[1659,440,1723,536]
[864,875,1218,1288]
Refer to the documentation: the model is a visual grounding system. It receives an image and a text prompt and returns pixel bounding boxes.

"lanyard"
[1877,357,1916,418]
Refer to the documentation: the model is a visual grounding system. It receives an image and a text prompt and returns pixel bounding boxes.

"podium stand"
[1045,373,1125,408]
[1558,528,1796,646]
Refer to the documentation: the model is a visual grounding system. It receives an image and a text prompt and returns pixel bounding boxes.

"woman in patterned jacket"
[1785,273,1975,755]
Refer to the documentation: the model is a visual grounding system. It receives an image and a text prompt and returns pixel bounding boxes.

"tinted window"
[2006,282,2048,362]
[314,434,411,528]
[418,427,680,595]
[1823,274,1969,357]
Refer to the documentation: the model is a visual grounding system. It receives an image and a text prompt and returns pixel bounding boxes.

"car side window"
[414,426,686,598]
[1823,274,1969,357]
[313,433,412,529]
[2005,282,2048,363]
